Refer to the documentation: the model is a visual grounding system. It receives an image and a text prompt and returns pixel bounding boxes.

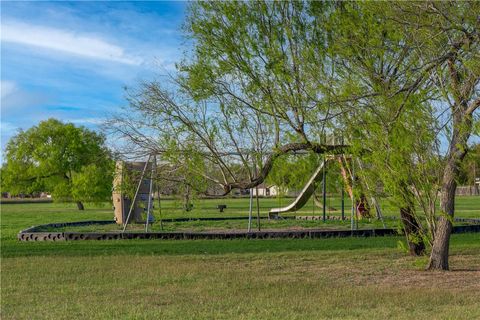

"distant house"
[251,183,280,197]
[232,188,250,196]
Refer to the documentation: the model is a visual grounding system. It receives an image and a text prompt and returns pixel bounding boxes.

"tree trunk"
[76,201,85,210]
[183,184,192,212]
[427,111,471,270]
[427,157,458,270]
[400,206,426,256]
[427,174,456,270]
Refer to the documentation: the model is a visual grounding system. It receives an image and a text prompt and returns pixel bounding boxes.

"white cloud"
[69,117,104,125]
[0,80,50,113]
[1,81,17,100]
[1,121,18,135]
[1,20,142,65]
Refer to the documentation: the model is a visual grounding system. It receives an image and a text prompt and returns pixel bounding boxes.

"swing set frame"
[121,151,385,233]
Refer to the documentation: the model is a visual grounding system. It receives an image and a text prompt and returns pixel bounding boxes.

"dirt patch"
[242,251,480,291]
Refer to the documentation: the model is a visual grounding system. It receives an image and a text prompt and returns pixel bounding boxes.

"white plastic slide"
[269,161,325,217]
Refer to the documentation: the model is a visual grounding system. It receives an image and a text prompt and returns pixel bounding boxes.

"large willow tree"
[108,1,479,270]
[108,2,349,194]
[389,2,480,270]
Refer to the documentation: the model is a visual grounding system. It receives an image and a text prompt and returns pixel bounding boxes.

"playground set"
[17,152,480,241]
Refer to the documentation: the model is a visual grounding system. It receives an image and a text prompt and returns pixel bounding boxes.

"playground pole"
[255,165,261,231]
[145,154,155,232]
[255,185,261,231]
[350,158,355,231]
[155,155,163,231]
[248,188,253,232]
[341,187,345,220]
[312,180,315,216]
[157,184,163,231]
[322,157,326,222]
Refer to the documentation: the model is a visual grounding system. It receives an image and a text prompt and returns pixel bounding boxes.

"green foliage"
[322,2,449,236]
[266,153,342,194]
[180,1,337,140]
[266,153,319,192]
[71,163,114,204]
[458,144,480,185]
[2,118,113,205]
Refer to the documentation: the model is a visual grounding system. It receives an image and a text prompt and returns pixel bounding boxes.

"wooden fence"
[455,186,480,196]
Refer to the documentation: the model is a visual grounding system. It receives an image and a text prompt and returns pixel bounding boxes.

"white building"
[251,184,281,197]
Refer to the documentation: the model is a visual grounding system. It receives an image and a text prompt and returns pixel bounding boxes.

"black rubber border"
[17,217,480,241]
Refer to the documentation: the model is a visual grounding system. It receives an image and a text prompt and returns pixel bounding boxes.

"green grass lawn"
[1,198,480,319]
[150,194,480,219]
[11,195,479,233]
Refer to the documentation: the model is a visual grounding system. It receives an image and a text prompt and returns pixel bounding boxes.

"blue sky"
[1,1,187,160]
